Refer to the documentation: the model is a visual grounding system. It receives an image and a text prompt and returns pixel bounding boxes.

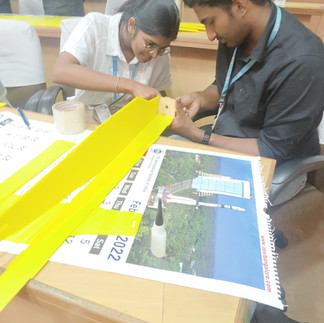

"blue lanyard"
[214,5,282,127]
[112,56,138,101]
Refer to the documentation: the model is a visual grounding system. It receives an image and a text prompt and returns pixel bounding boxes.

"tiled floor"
[270,185,324,323]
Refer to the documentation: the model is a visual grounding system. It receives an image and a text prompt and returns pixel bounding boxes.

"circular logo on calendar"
[153,148,163,154]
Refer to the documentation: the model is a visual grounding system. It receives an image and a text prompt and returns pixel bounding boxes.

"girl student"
[52,0,180,123]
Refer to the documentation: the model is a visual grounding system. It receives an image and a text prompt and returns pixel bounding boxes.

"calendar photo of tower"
[126,145,268,291]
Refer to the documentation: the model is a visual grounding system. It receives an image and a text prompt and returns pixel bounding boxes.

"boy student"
[52,0,180,123]
[169,0,324,165]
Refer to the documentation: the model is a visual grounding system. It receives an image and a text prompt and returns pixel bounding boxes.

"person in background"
[169,0,324,166]
[52,0,179,123]
[42,0,85,16]
[0,0,12,13]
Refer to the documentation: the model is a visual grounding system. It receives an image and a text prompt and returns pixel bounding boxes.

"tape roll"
[52,101,86,135]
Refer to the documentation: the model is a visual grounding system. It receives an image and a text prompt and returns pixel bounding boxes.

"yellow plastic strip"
[0,97,173,311]
[0,15,72,28]
[0,16,209,31]
[6,202,65,244]
[0,102,7,108]
[0,140,74,204]
[72,209,142,236]
[7,208,142,244]
[280,4,320,8]
[0,97,166,240]
[0,195,21,227]
[179,22,206,32]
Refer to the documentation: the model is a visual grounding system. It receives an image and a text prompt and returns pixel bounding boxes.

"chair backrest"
[318,115,324,145]
[19,0,44,15]
[0,0,12,13]
[59,18,83,100]
[60,17,82,50]
[0,19,46,108]
[43,0,84,16]
[0,80,11,106]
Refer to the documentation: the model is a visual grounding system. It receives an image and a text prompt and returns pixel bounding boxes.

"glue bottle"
[151,197,167,258]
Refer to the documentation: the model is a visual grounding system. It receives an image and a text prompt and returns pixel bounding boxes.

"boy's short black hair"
[184,0,269,8]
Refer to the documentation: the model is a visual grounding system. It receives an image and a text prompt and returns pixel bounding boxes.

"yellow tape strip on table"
[7,207,142,244]
[0,96,174,311]
[0,140,74,204]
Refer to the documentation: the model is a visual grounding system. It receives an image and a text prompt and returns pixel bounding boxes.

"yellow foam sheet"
[0,97,169,239]
[0,96,174,311]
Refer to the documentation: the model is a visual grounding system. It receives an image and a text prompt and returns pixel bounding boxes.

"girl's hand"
[131,82,161,100]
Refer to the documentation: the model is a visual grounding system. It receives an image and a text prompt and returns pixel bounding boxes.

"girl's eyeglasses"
[142,38,171,56]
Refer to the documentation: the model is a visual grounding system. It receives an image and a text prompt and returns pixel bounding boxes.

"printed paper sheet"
[0,118,283,309]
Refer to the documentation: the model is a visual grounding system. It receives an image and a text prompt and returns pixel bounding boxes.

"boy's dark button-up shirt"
[213,1,324,164]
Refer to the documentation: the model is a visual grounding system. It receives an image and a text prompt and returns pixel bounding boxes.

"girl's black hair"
[117,0,180,40]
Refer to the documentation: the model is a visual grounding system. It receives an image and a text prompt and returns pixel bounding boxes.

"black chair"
[268,144,324,247]
[0,20,62,115]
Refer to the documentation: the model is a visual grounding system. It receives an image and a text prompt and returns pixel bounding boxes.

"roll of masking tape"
[52,101,86,135]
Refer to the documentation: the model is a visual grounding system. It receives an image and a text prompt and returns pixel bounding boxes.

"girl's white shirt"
[61,12,172,107]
